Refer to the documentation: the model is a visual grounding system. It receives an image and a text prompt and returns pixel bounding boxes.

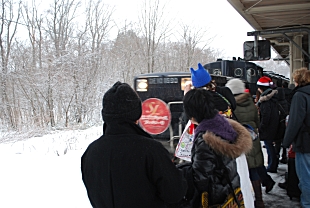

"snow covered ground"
[0,126,301,208]
[0,126,102,208]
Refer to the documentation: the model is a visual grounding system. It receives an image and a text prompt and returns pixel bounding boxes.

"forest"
[0,0,224,132]
[0,0,289,134]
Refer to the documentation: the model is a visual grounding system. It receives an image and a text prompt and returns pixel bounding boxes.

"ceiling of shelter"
[227,0,310,66]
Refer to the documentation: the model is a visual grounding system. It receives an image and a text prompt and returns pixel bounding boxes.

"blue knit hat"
[190,63,211,88]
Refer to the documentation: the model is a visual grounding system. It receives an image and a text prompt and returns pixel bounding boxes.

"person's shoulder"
[84,135,104,149]
[297,85,310,95]
[134,135,166,148]
[216,86,231,92]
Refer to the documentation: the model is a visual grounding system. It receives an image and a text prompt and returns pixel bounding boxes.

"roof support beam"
[245,3,310,14]
[248,27,310,69]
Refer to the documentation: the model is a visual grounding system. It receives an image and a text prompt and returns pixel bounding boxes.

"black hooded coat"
[283,85,310,153]
[81,120,188,208]
[257,89,280,141]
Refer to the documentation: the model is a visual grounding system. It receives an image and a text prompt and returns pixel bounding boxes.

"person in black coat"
[180,63,236,121]
[275,81,289,165]
[283,68,310,208]
[179,63,237,134]
[178,88,252,207]
[256,76,280,173]
[282,82,292,109]
[81,82,187,208]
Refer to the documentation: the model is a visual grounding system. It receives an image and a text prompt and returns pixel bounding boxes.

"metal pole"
[254,35,258,58]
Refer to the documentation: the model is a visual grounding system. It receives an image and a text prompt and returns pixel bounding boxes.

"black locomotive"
[134,58,290,142]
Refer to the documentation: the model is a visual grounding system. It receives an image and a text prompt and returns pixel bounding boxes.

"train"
[133,58,290,145]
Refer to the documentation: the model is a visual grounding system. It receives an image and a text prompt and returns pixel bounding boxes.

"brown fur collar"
[235,93,251,104]
[201,119,252,159]
[259,90,278,102]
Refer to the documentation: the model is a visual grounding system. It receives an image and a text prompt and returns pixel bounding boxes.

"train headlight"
[136,79,148,92]
[213,69,222,76]
[181,78,192,91]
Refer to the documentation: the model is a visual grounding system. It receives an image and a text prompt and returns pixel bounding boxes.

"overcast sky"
[24,0,261,59]
[103,0,256,59]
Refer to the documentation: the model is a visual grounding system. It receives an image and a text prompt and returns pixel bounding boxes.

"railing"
[167,101,184,151]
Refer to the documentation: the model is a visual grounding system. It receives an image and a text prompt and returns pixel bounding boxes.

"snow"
[0,126,102,208]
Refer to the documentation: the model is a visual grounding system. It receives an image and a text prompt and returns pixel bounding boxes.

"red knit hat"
[257,76,273,87]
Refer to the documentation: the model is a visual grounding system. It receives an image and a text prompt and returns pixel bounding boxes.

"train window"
[247,68,256,76]
[136,79,148,91]
[234,68,243,77]
[213,69,222,75]
[181,78,192,90]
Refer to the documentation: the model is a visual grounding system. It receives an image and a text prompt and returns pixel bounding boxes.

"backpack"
[276,100,289,140]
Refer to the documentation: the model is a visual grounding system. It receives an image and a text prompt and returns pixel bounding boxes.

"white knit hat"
[225,78,245,95]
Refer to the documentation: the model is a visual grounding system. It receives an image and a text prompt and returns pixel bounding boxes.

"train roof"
[134,72,191,78]
[204,59,264,69]
[263,71,290,81]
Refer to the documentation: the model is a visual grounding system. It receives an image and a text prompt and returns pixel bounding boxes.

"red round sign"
[139,98,171,135]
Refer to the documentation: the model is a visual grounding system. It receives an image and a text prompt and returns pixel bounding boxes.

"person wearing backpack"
[226,78,276,208]
[275,81,289,165]
[283,68,310,208]
[256,76,280,173]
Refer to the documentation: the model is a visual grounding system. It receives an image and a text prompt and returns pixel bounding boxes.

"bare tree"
[0,0,21,128]
[42,0,80,127]
[0,0,226,133]
[86,0,113,52]
[178,23,215,69]
[138,0,172,73]
[70,0,114,124]
[111,23,144,83]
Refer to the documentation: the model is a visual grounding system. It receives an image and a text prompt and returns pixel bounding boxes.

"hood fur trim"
[235,93,250,104]
[202,119,252,159]
[259,90,277,102]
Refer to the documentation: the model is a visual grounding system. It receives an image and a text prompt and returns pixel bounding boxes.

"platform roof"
[227,0,310,67]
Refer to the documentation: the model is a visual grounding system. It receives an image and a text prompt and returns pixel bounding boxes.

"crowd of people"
[80,65,310,208]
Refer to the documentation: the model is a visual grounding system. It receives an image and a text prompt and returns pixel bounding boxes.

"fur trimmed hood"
[201,119,252,159]
[259,90,278,102]
[235,93,251,105]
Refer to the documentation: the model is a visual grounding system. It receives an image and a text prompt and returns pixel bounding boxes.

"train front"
[134,72,191,148]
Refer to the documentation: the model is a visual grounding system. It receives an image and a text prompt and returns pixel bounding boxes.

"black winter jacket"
[283,85,310,153]
[81,120,187,208]
[275,87,289,141]
[215,86,237,111]
[183,119,252,207]
[257,89,280,141]
[283,87,292,110]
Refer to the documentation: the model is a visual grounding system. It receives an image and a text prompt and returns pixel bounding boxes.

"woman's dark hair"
[282,82,288,88]
[199,80,217,91]
[183,88,217,123]
[258,85,270,92]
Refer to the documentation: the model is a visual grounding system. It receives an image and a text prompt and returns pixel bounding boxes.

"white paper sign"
[174,121,194,161]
